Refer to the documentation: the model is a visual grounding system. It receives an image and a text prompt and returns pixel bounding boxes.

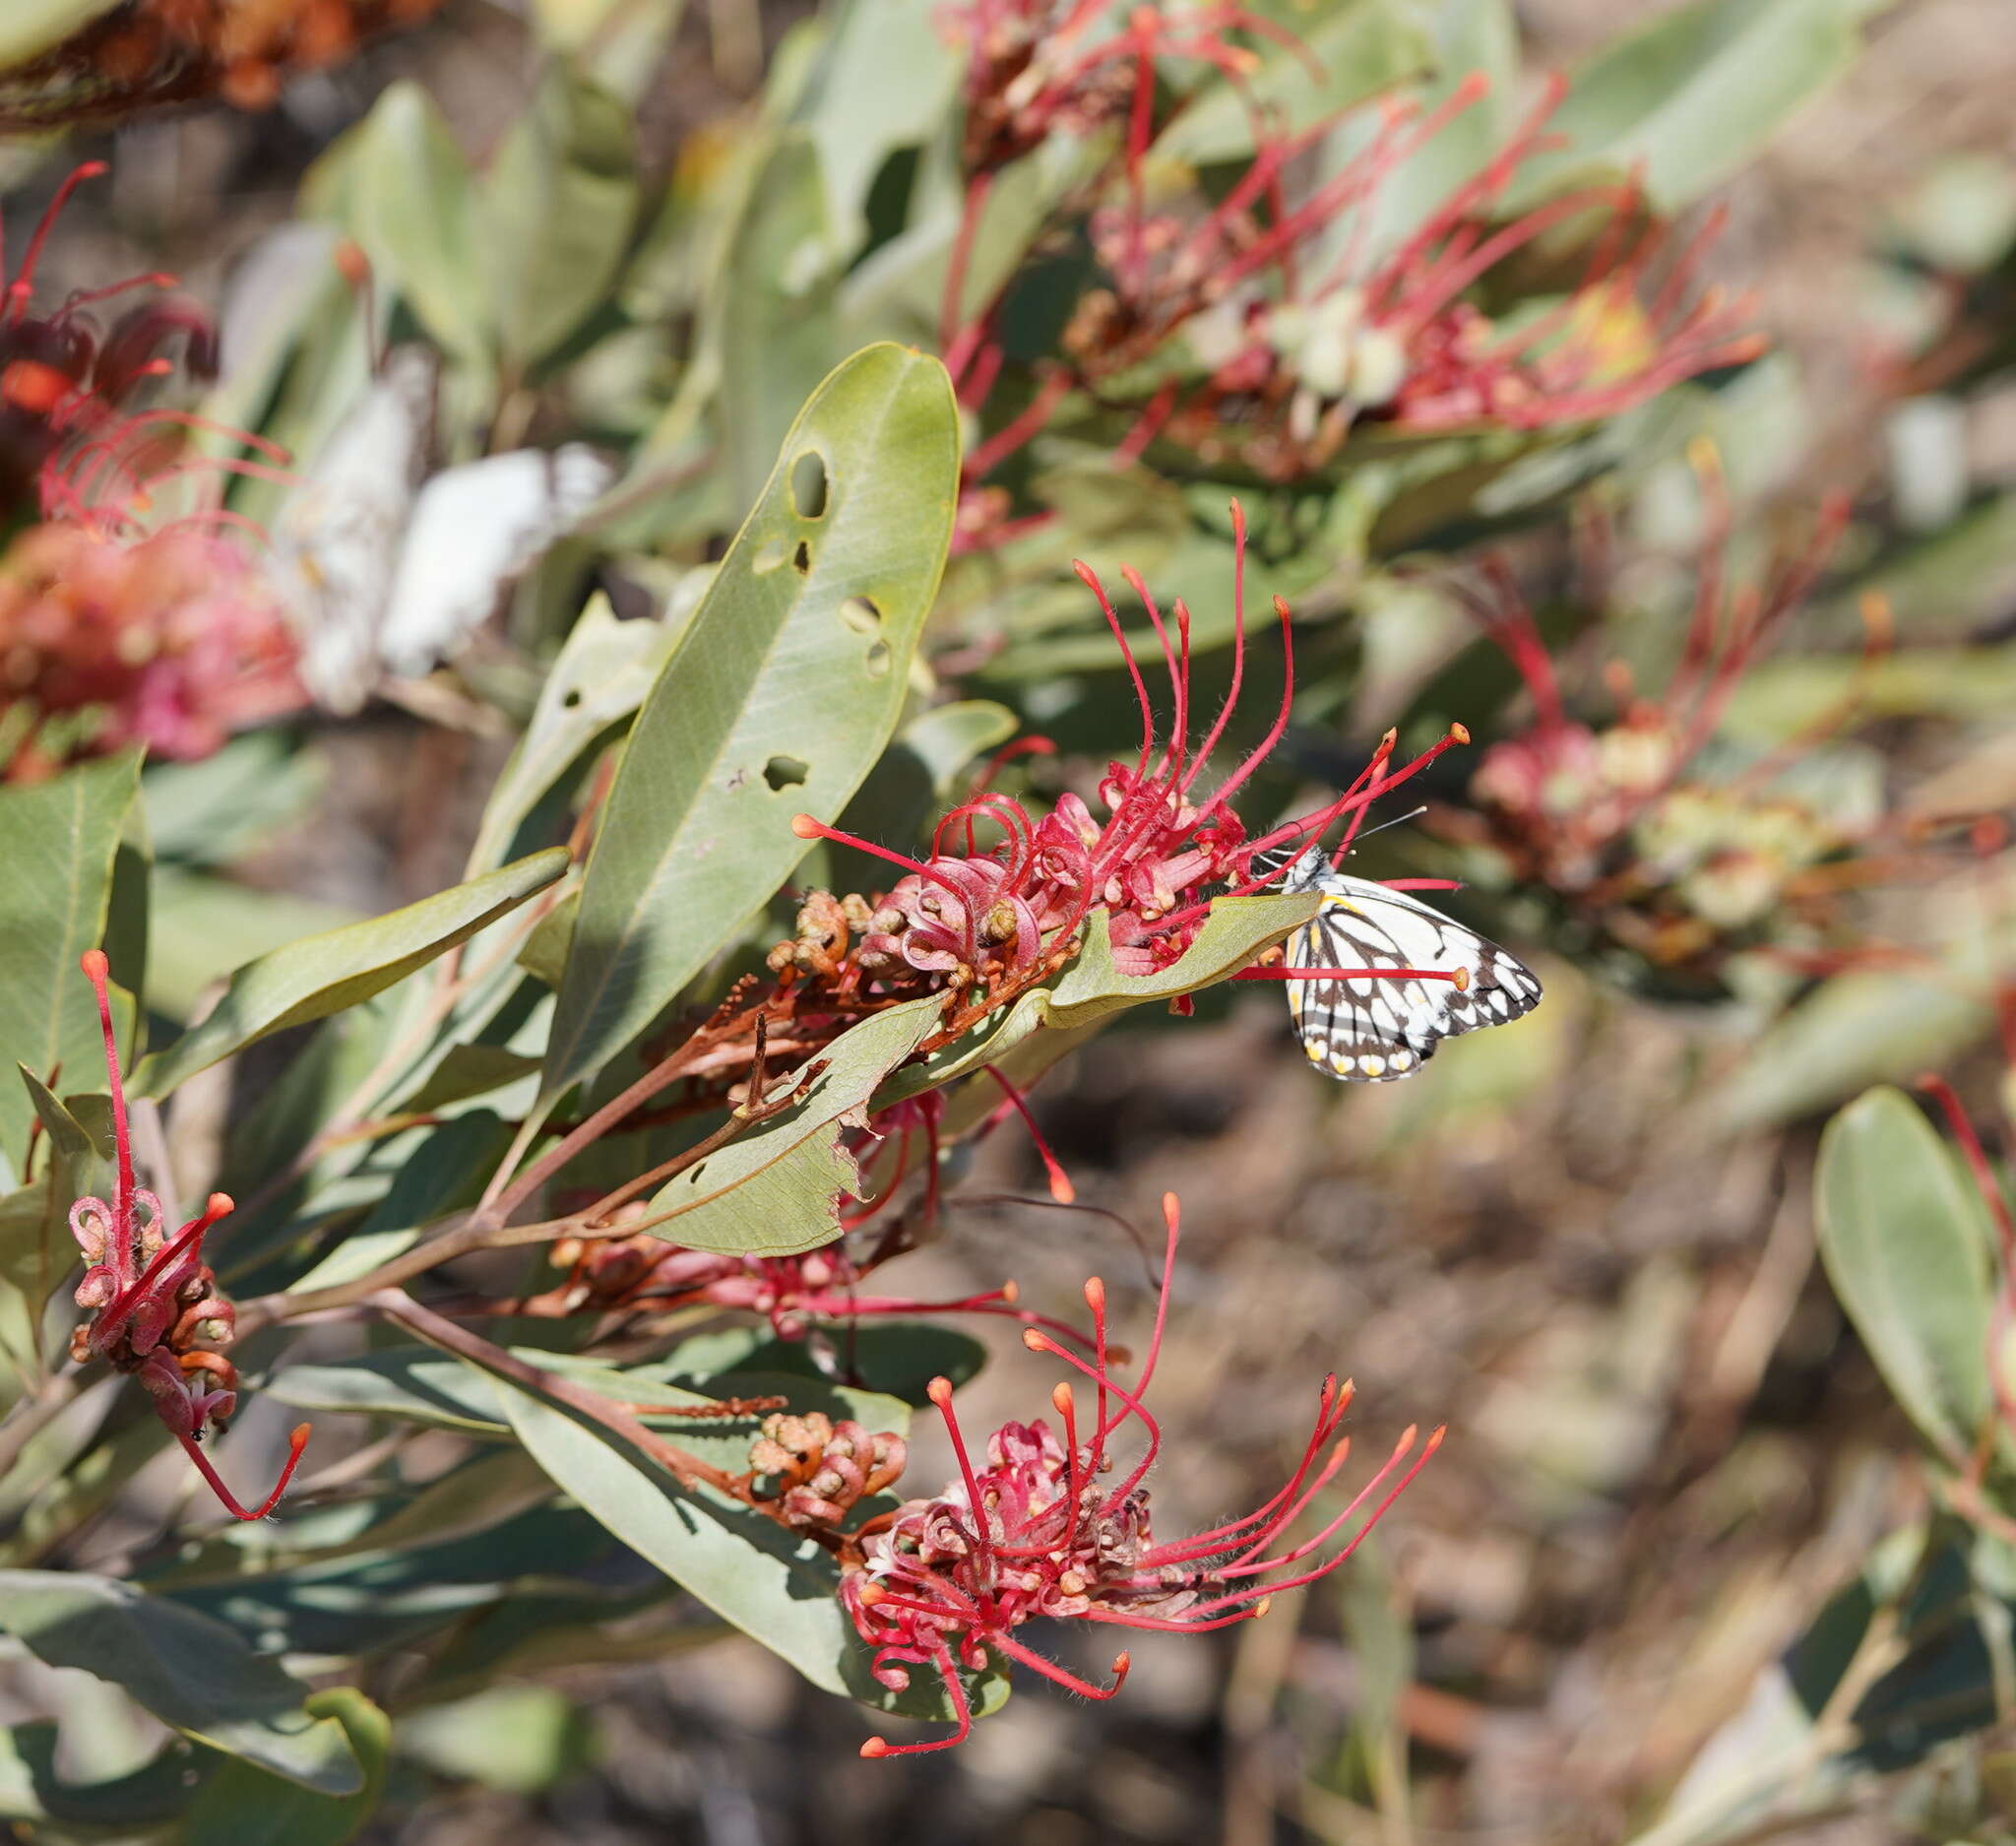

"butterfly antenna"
[1335,804,1427,859]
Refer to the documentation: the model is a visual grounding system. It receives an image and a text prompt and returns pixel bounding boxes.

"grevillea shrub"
[8,0,2008,1836]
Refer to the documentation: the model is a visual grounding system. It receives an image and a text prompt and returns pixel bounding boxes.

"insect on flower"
[64,951,308,1520]
[836,1193,1442,1755]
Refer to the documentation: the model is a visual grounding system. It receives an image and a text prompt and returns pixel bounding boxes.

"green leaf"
[483,62,640,367]
[1816,1088,1994,1464]
[143,733,324,869]
[542,344,959,1104]
[181,1689,390,1846]
[148,867,362,1026]
[645,994,942,1256]
[0,753,141,1168]
[467,592,675,876]
[0,1725,196,1829]
[877,892,1323,1105]
[312,84,490,361]
[493,1379,1005,1721]
[133,849,568,1100]
[1505,0,1879,213]
[397,1686,593,1795]
[0,1572,364,1794]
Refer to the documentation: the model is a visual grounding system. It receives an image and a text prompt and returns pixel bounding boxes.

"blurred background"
[7,0,2016,1841]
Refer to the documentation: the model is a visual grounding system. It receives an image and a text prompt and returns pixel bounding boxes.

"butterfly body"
[1267,847,1543,1081]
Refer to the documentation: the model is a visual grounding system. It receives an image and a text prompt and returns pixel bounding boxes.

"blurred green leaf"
[0,1572,363,1794]
[398,1685,592,1795]
[148,868,362,1025]
[0,753,141,1171]
[1506,0,1879,213]
[181,1689,390,1846]
[0,1725,195,1829]
[1817,1088,1993,1464]
[543,344,958,1105]
[142,734,324,869]
[310,83,490,362]
[646,994,941,1256]
[484,62,640,367]
[134,850,568,1100]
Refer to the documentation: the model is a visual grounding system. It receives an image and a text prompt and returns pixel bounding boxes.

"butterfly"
[271,347,614,712]
[1258,845,1544,1082]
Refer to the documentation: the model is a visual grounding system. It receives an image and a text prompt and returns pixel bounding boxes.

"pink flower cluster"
[840,1195,1441,1755]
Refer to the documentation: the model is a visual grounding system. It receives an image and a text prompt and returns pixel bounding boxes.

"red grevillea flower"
[1069,75,1764,477]
[840,1193,1441,1755]
[0,162,221,523]
[794,502,1472,992]
[0,521,306,779]
[65,951,308,1520]
[1459,470,1855,901]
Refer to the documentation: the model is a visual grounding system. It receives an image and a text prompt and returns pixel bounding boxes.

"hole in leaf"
[753,540,788,574]
[792,540,812,574]
[838,596,883,637]
[764,754,810,792]
[561,689,583,709]
[790,451,829,519]
[864,640,891,677]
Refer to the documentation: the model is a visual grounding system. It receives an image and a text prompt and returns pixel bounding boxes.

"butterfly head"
[1249,843,1330,892]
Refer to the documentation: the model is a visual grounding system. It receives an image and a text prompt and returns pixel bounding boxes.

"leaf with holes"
[132,850,568,1100]
[541,343,958,1106]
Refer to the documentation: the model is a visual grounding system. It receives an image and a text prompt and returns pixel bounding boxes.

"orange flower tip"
[1426,1423,1449,1451]
[925,1375,955,1407]
[860,1738,891,1760]
[1023,1329,1052,1353]
[1071,559,1099,587]
[1453,70,1491,101]
[1083,1277,1105,1312]
[857,1582,888,1607]
[1378,728,1397,749]
[288,1423,312,1448]
[999,1279,1020,1305]
[206,1191,234,1217]
[1271,594,1292,617]
[1449,722,1472,745]
[1161,1191,1180,1227]
[1047,1174,1077,1205]
[1452,967,1471,992]
[789,813,823,839]
[334,238,373,286]
[1050,1381,1074,1415]
[1252,1596,1273,1619]
[79,949,109,981]
[1110,1651,1132,1678]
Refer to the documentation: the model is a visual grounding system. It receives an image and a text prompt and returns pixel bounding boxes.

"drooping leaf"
[0,1572,364,1794]
[0,753,141,1167]
[1815,1087,1995,1466]
[181,1690,391,1846]
[483,62,641,366]
[542,344,959,1104]
[0,1724,196,1830]
[644,995,943,1256]
[133,850,568,1099]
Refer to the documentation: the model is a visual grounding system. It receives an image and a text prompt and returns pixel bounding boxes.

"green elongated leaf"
[646,995,942,1256]
[543,344,958,1104]
[468,593,676,876]
[0,1572,363,1794]
[1817,1088,1994,1464]
[0,753,141,1168]
[876,892,1323,1106]
[0,1725,196,1829]
[313,84,490,361]
[483,62,640,366]
[1711,967,1993,1133]
[133,850,567,1100]
[721,136,841,516]
[182,1690,390,1846]
[494,1378,1005,1721]
[1505,0,1878,213]
[144,734,323,869]
[398,1686,593,1796]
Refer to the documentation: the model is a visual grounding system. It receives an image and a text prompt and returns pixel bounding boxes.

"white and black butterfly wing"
[1282,868,1543,1082]
[377,444,614,680]
[271,346,437,713]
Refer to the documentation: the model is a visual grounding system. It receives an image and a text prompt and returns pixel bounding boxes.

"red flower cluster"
[0,521,306,777]
[65,952,308,1520]
[837,1194,1441,1755]
[794,505,1468,993]
[1075,77,1763,477]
